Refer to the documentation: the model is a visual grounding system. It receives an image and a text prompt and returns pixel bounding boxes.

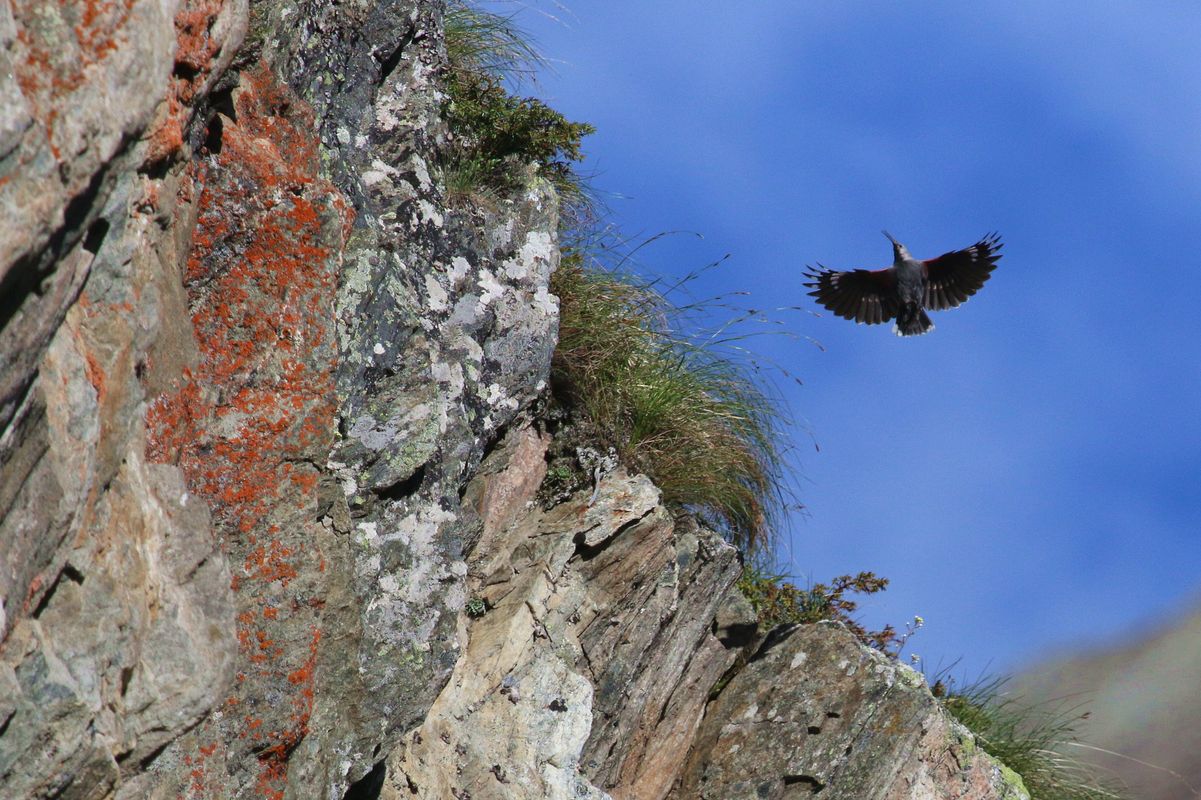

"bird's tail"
[893,305,934,337]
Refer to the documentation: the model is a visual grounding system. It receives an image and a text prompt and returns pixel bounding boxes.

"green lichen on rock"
[996,763,1034,800]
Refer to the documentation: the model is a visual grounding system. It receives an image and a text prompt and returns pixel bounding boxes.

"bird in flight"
[804,232,1003,336]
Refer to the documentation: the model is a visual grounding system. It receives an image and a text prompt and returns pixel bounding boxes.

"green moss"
[444,68,593,195]
[997,764,1032,799]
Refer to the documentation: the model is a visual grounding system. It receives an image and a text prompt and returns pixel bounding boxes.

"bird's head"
[882,230,910,260]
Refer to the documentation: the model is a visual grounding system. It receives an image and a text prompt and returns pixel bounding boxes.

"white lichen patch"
[484,383,519,412]
[355,522,380,551]
[514,230,554,277]
[373,343,385,355]
[790,650,809,670]
[425,274,449,311]
[477,270,504,309]
[448,256,472,285]
[361,159,399,188]
[374,97,404,131]
[416,199,443,227]
[412,154,432,190]
[430,360,465,398]
[533,285,559,316]
[430,361,466,433]
[388,508,458,597]
[347,401,433,453]
[502,257,528,281]
[503,230,554,281]
[361,170,388,187]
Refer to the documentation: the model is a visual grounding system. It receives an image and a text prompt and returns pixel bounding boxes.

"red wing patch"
[923,233,1003,311]
[803,265,899,324]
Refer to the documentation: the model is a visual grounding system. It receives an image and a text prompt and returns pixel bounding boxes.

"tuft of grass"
[442,1,594,205]
[551,244,791,554]
[445,2,543,81]
[736,565,898,650]
[940,675,1127,800]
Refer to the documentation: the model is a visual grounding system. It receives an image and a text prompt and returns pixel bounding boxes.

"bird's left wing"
[803,265,898,324]
[923,233,1003,311]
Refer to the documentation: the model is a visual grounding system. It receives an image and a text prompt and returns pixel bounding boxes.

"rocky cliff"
[0,2,1029,798]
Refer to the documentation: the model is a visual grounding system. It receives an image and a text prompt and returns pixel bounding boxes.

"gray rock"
[386,426,749,800]
[675,623,1031,800]
[2,0,560,795]
[0,1,247,795]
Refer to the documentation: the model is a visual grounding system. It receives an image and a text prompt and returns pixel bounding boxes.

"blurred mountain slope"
[1017,598,1201,800]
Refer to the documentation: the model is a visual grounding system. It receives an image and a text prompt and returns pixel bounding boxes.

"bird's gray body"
[890,240,934,335]
[892,244,925,306]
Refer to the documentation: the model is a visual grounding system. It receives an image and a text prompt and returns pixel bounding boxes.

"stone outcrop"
[676,624,1030,800]
[380,424,1028,800]
[386,426,750,799]
[0,1,1034,798]
[1,1,246,797]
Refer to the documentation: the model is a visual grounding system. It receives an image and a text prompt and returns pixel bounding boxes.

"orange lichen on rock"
[145,61,352,796]
[10,0,138,158]
[145,0,233,166]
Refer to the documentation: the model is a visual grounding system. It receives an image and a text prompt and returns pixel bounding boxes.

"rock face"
[386,426,750,800]
[0,1,1033,798]
[1,0,246,797]
[676,624,1030,800]
[2,0,559,795]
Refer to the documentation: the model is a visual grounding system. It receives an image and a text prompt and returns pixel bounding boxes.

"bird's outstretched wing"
[803,265,899,324]
[923,233,1003,311]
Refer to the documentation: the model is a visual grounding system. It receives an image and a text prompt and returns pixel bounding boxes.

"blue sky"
[497,2,1201,677]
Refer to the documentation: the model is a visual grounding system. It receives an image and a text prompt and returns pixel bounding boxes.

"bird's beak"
[881,230,897,246]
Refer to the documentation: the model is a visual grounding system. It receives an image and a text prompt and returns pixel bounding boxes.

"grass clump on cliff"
[550,245,790,554]
[737,566,900,651]
[938,676,1127,800]
[442,2,594,205]
[444,3,790,556]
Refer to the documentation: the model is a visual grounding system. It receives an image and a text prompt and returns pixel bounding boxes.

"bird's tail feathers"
[893,306,934,337]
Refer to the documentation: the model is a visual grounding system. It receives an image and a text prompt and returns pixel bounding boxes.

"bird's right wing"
[923,233,1003,310]
[803,265,899,324]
